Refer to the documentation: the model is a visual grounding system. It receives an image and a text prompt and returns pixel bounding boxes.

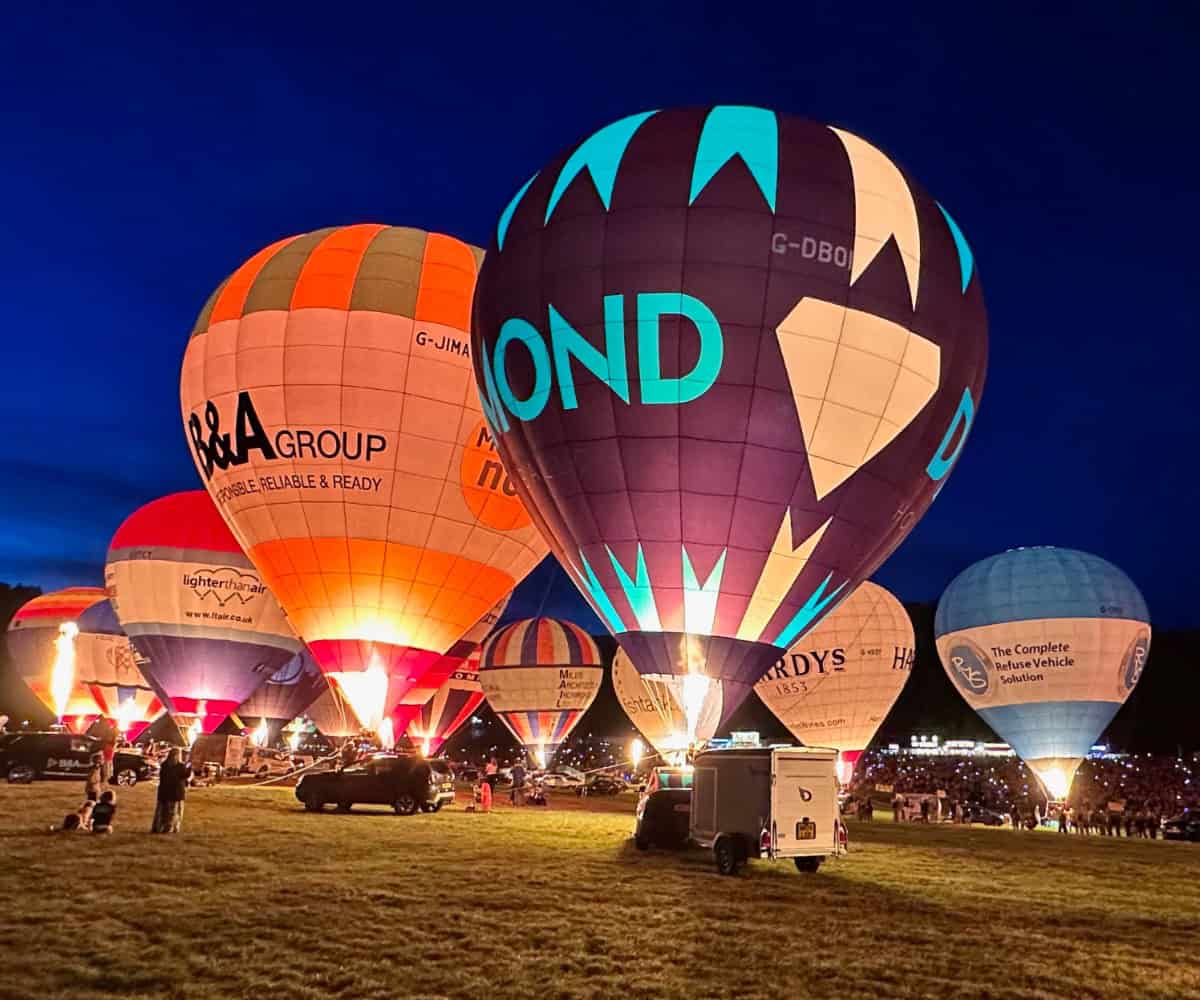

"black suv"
[295,753,452,815]
[0,732,158,786]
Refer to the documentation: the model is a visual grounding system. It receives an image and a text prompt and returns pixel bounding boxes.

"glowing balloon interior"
[471,106,988,723]
[935,547,1150,799]
[75,599,165,738]
[755,581,914,775]
[180,223,548,731]
[611,647,723,760]
[479,618,603,765]
[5,587,107,728]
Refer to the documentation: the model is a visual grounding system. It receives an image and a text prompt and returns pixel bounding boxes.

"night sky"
[2,5,1195,627]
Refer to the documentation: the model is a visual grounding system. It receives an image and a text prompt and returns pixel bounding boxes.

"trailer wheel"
[793,856,822,873]
[714,836,743,876]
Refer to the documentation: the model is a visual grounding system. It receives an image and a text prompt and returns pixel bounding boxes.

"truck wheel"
[303,793,325,812]
[393,792,418,816]
[7,764,34,785]
[793,856,822,873]
[715,837,742,876]
[336,801,352,813]
[115,768,138,787]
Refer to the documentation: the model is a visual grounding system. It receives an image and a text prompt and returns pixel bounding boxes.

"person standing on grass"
[511,761,526,806]
[1010,804,1021,830]
[100,737,116,784]
[152,748,191,833]
[84,753,103,803]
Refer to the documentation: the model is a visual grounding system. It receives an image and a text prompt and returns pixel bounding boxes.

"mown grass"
[0,781,1197,1000]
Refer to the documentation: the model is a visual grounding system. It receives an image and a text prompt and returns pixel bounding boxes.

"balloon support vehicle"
[690,747,843,876]
[634,767,694,850]
[0,732,157,787]
[295,754,452,815]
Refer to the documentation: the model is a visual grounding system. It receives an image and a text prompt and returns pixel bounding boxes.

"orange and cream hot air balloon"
[5,588,106,730]
[179,224,548,734]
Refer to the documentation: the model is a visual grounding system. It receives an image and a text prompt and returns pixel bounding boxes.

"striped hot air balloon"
[106,491,304,733]
[6,587,107,729]
[478,617,603,767]
[74,599,165,739]
[179,224,548,734]
[404,648,486,755]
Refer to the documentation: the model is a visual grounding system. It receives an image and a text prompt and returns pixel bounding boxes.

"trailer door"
[770,753,838,858]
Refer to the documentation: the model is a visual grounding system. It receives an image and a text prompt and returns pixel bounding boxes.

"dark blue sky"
[1,4,1195,626]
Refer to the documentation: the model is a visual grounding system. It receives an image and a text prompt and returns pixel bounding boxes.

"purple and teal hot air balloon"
[935,547,1150,799]
[471,106,988,717]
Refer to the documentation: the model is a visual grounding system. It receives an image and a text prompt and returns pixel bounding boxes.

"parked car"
[242,747,299,779]
[541,770,585,791]
[0,732,157,786]
[965,807,1006,827]
[634,767,693,850]
[579,773,627,796]
[1163,813,1200,842]
[423,760,455,812]
[295,753,446,815]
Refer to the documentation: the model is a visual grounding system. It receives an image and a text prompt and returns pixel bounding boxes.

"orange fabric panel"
[291,224,387,311]
[414,232,478,329]
[209,236,298,326]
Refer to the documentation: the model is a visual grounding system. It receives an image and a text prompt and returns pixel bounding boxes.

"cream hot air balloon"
[755,581,914,782]
[478,618,603,768]
[180,224,548,735]
[611,647,723,761]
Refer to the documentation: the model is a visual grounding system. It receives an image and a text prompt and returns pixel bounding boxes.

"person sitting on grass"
[91,790,117,834]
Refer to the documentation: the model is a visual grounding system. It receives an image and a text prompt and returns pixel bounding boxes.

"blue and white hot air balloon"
[935,547,1150,800]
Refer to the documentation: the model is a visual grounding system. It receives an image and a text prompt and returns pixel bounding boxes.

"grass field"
[0,781,1197,1000]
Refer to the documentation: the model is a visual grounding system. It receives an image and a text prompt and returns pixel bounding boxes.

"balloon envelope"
[471,106,988,719]
[75,599,165,738]
[403,648,485,755]
[5,587,106,727]
[180,224,548,731]
[755,581,913,767]
[306,684,361,739]
[106,491,303,731]
[478,617,603,763]
[935,547,1150,798]
[236,649,326,727]
[611,646,723,758]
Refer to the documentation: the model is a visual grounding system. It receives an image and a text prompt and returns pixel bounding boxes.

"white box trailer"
[690,746,843,876]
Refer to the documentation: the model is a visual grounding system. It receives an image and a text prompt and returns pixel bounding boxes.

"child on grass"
[91,790,117,834]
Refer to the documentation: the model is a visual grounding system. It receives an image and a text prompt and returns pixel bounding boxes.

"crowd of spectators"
[849,750,1198,822]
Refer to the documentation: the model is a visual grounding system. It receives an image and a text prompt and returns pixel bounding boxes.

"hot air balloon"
[935,547,1151,800]
[180,224,548,736]
[389,593,509,732]
[478,617,603,768]
[5,588,106,730]
[236,649,326,737]
[470,106,988,722]
[755,581,913,782]
[74,599,165,739]
[404,649,486,756]
[307,683,363,739]
[106,491,304,733]
[611,647,723,761]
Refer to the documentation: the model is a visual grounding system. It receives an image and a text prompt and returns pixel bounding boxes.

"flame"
[284,718,303,753]
[378,717,395,750]
[1031,761,1080,801]
[676,633,712,747]
[114,697,138,734]
[185,717,202,748]
[50,622,79,721]
[534,744,548,770]
[251,717,269,748]
[329,661,388,732]
[836,753,854,786]
[421,735,432,757]
[630,737,643,769]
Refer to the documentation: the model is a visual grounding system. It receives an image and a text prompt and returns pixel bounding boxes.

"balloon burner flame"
[50,622,78,722]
